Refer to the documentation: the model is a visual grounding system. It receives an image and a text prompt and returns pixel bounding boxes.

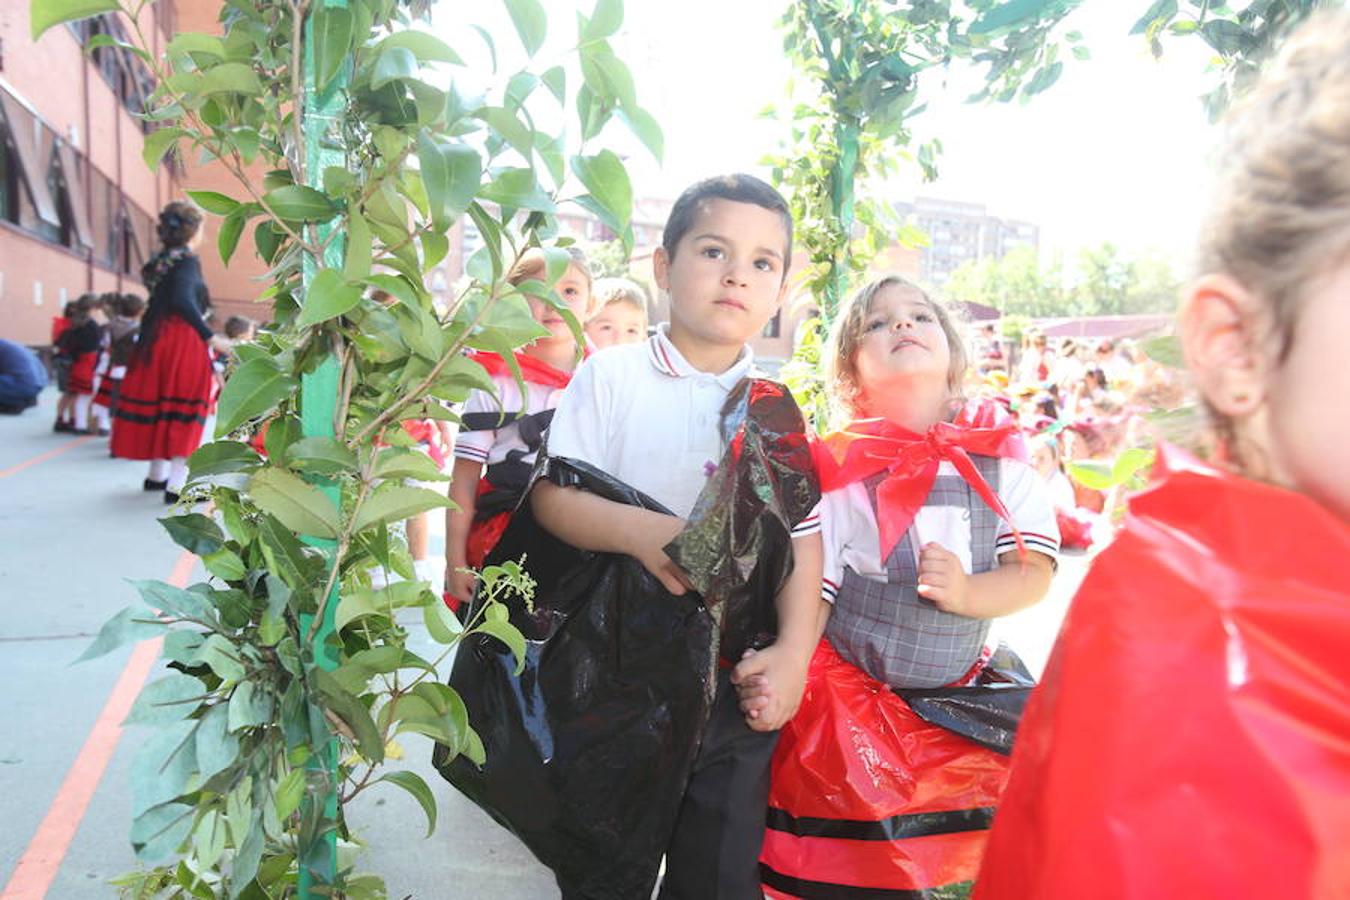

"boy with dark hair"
[532,173,825,898]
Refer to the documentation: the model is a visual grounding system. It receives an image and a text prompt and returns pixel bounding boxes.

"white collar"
[646,323,755,389]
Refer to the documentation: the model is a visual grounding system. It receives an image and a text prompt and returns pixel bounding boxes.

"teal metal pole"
[297,0,347,894]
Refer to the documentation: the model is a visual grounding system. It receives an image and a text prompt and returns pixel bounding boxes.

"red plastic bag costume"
[975,446,1350,900]
[762,401,1033,899]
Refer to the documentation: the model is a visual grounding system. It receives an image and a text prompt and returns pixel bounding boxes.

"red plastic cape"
[812,399,1029,560]
[469,348,582,390]
[975,445,1350,900]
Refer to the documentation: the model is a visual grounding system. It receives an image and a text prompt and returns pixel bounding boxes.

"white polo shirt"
[820,457,1060,603]
[453,375,566,468]
[545,324,821,534]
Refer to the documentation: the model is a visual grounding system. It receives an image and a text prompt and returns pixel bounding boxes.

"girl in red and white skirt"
[52,294,102,433]
[111,201,230,503]
[737,275,1060,899]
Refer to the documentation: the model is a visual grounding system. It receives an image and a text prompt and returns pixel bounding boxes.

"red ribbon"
[469,349,583,390]
[814,400,1030,561]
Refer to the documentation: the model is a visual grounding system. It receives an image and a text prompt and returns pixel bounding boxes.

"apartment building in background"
[894,197,1039,288]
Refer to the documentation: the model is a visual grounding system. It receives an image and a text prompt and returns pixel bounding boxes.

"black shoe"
[143,478,168,491]
[54,421,74,433]
[164,490,180,505]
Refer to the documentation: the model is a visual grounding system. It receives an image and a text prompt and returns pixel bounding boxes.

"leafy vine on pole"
[32,0,660,896]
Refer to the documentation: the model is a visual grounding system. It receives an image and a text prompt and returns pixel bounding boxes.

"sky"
[433,1,1224,269]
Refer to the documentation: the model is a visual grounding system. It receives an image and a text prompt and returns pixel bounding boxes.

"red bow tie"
[470,348,585,390]
[814,400,1029,561]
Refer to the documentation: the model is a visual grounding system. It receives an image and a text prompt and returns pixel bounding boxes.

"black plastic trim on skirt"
[112,409,209,426]
[766,806,995,842]
[116,394,211,408]
[760,864,974,899]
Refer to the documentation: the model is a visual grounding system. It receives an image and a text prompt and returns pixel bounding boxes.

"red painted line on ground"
[0,549,197,900]
[0,436,96,480]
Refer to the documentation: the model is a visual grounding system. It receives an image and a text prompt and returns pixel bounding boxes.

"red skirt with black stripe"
[67,352,98,395]
[761,641,1010,899]
[111,317,215,460]
[92,372,121,410]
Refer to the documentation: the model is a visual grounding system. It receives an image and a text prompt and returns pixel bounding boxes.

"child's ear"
[1180,273,1269,419]
[652,246,671,292]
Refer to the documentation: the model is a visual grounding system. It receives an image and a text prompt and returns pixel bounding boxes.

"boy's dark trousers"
[657,668,779,900]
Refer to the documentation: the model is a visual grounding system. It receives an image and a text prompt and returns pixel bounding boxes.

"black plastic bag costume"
[433,380,819,900]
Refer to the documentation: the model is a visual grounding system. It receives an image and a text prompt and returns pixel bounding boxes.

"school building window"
[0,82,157,276]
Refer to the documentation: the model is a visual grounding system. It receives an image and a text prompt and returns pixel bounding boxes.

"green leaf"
[29,0,119,40]
[273,768,305,820]
[312,669,384,762]
[380,30,463,64]
[142,127,187,171]
[541,65,566,104]
[1142,334,1183,368]
[1112,447,1156,483]
[198,62,263,97]
[203,548,247,582]
[583,0,623,41]
[417,132,482,231]
[1066,460,1116,491]
[298,268,363,327]
[353,483,453,533]
[480,168,555,213]
[195,704,239,780]
[188,441,263,480]
[1130,0,1178,35]
[217,208,247,267]
[503,0,547,56]
[376,771,437,838]
[372,46,418,90]
[344,212,372,282]
[247,468,340,540]
[475,619,528,676]
[76,605,166,662]
[186,190,240,215]
[372,447,450,482]
[335,590,389,632]
[1024,61,1064,97]
[424,598,464,644]
[124,673,205,726]
[194,808,227,871]
[192,633,247,682]
[130,579,214,619]
[580,46,635,110]
[130,719,198,817]
[166,32,226,60]
[159,514,225,555]
[285,436,358,475]
[477,106,534,159]
[227,681,273,732]
[571,150,632,233]
[263,414,303,463]
[262,184,338,222]
[215,359,298,437]
[616,106,664,163]
[970,0,1052,34]
[311,3,353,92]
[131,802,194,864]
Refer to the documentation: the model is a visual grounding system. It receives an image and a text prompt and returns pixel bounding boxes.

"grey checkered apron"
[826,454,1002,689]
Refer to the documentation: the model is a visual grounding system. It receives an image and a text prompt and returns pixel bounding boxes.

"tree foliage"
[33,0,659,895]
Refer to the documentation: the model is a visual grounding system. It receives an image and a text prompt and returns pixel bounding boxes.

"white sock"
[92,404,110,430]
[73,395,91,430]
[148,459,170,482]
[167,457,189,493]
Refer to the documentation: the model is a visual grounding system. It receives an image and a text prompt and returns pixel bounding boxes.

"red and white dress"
[111,249,216,460]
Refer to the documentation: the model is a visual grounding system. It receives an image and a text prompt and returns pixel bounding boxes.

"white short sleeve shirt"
[545,324,821,534]
[452,374,567,468]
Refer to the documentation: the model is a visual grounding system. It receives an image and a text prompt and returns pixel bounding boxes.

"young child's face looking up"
[852,285,952,398]
[586,302,646,349]
[655,198,788,353]
[526,264,591,344]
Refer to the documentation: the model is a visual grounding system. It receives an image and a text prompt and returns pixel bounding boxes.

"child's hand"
[731,643,810,732]
[445,568,477,606]
[625,514,694,596]
[917,542,971,615]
